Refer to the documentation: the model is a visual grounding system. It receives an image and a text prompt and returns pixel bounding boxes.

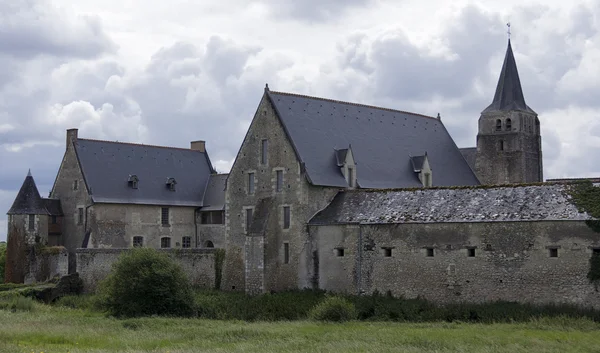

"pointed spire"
[27,169,31,177]
[482,39,536,114]
[7,171,48,215]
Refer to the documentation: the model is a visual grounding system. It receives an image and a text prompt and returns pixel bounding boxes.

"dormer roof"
[482,40,536,114]
[335,149,348,167]
[410,155,427,173]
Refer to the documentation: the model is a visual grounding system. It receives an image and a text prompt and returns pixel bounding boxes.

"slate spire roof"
[482,40,535,114]
[8,171,49,215]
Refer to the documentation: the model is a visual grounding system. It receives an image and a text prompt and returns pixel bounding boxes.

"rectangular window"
[73,180,78,190]
[383,248,392,257]
[594,248,600,256]
[284,242,290,264]
[336,248,345,257]
[276,170,283,192]
[161,207,169,226]
[246,208,253,233]
[426,248,434,257]
[549,248,558,258]
[248,172,255,194]
[51,216,57,224]
[133,236,143,247]
[182,236,191,248]
[77,208,83,225]
[467,248,476,257]
[283,206,290,229]
[161,237,171,248]
[260,139,268,165]
[347,167,355,187]
[28,214,35,231]
[201,211,224,224]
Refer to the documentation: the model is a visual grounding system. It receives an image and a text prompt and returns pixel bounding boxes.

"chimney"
[190,140,205,152]
[66,128,78,150]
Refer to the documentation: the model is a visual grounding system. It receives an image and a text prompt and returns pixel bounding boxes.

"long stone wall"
[76,248,217,292]
[24,246,69,284]
[311,221,600,308]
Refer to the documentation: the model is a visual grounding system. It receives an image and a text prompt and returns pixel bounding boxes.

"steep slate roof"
[8,171,54,215]
[482,40,535,114]
[44,199,63,216]
[459,147,477,172]
[267,90,480,188]
[75,139,214,207]
[310,184,592,225]
[200,174,228,211]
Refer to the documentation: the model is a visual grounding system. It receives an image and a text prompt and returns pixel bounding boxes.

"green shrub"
[97,248,196,318]
[309,296,357,322]
[0,242,6,283]
[0,294,35,312]
[53,294,96,311]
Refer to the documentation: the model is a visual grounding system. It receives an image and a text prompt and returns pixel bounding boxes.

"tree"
[97,248,196,318]
[0,241,6,283]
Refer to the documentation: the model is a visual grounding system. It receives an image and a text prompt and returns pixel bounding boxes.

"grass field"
[1,303,600,353]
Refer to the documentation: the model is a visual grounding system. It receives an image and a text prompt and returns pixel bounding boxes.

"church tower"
[475,39,543,185]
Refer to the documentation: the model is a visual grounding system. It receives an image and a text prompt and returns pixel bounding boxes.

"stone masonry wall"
[223,92,339,293]
[197,223,225,248]
[24,246,69,284]
[312,221,600,307]
[76,248,216,292]
[87,203,197,249]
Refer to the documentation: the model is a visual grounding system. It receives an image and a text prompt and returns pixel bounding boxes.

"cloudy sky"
[1,0,600,241]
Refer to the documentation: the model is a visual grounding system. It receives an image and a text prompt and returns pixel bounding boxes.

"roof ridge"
[345,181,573,194]
[78,138,203,152]
[269,90,438,120]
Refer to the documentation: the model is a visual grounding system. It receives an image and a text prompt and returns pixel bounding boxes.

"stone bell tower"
[475,39,543,185]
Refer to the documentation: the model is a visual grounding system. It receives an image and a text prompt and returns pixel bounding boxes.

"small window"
[161,207,169,226]
[160,237,171,248]
[246,208,253,233]
[182,236,191,248]
[276,170,283,192]
[549,248,558,258]
[284,242,290,264]
[133,236,143,247]
[499,140,504,151]
[73,180,78,190]
[495,119,502,131]
[248,172,255,194]
[204,241,214,248]
[426,248,434,257]
[28,214,35,231]
[347,167,355,187]
[166,178,176,191]
[467,248,476,257]
[128,175,139,189]
[383,248,392,257]
[51,215,57,224]
[77,208,84,225]
[593,248,600,256]
[283,206,290,229]
[260,139,268,165]
[336,248,345,257]
[505,118,512,131]
[423,172,431,187]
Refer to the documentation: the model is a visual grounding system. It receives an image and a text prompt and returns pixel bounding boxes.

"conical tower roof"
[482,40,536,114]
[7,170,48,215]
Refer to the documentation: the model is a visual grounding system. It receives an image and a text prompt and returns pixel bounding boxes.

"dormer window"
[410,153,433,187]
[505,118,512,131]
[495,119,502,131]
[166,177,177,191]
[128,175,139,189]
[335,146,357,189]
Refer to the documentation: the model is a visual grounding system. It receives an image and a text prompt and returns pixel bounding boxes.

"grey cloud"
[0,0,117,59]
[260,0,373,22]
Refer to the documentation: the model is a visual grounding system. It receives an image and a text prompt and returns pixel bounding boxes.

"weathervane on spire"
[507,22,511,40]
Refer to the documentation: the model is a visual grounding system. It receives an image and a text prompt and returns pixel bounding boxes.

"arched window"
[505,118,512,131]
[204,241,214,248]
[495,119,502,131]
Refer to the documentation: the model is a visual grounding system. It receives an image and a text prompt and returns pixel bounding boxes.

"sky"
[1,0,600,241]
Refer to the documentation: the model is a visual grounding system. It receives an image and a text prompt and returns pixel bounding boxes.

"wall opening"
[160,237,171,248]
[283,206,290,229]
[335,248,345,257]
[506,118,512,131]
[549,247,559,258]
[182,236,191,248]
[284,242,289,264]
[161,207,169,226]
[495,119,502,131]
[383,248,392,257]
[467,248,476,257]
[426,248,434,257]
[204,240,214,248]
[133,236,143,247]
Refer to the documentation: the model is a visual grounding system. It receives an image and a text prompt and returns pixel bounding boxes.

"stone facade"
[223,92,339,294]
[24,246,69,284]
[310,221,600,307]
[76,248,217,292]
[475,110,543,184]
[87,203,198,249]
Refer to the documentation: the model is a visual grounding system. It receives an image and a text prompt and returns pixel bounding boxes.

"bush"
[0,242,6,283]
[309,296,357,322]
[0,294,35,312]
[97,248,196,318]
[53,294,97,311]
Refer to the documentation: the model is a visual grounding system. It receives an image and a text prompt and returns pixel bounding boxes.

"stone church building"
[6,40,600,307]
